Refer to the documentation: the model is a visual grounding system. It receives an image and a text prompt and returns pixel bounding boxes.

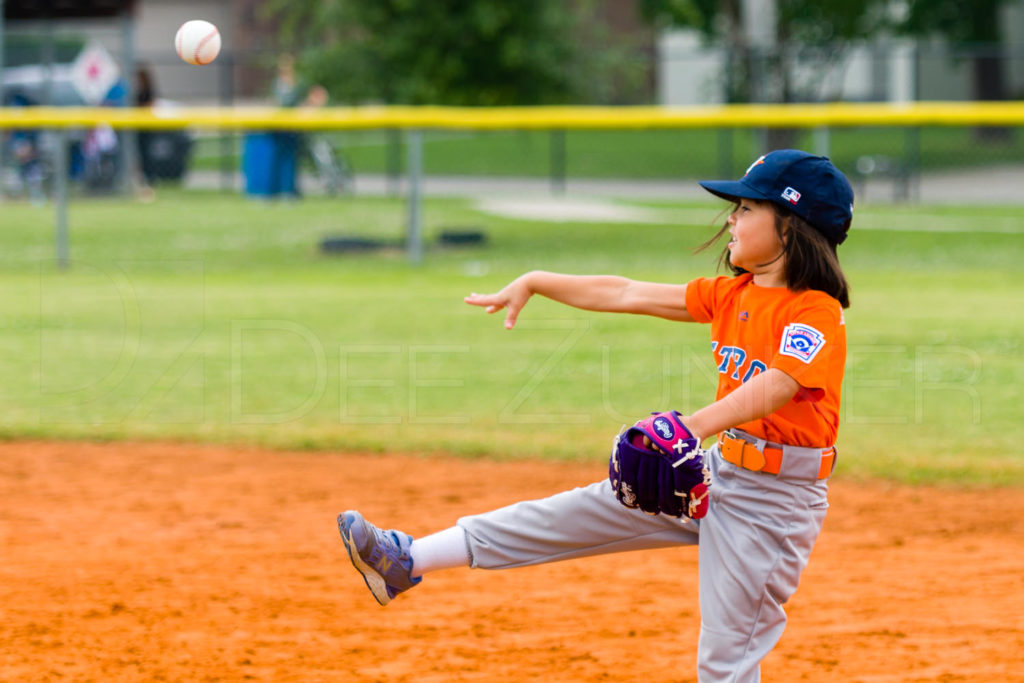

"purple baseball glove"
[608,410,711,519]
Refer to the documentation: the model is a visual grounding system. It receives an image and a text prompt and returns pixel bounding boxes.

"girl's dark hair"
[699,200,851,308]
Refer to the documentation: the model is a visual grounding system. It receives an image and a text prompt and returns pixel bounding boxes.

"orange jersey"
[685,273,846,448]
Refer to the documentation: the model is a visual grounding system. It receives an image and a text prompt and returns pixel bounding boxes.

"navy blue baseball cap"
[699,149,855,244]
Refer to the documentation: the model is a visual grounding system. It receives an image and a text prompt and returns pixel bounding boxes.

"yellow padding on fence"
[3,102,1024,130]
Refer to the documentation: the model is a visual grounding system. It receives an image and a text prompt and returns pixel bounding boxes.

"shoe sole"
[338,514,392,606]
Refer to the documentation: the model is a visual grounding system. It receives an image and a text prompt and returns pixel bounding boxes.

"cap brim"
[698,179,771,203]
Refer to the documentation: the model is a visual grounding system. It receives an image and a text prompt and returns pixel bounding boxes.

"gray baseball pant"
[457,443,830,683]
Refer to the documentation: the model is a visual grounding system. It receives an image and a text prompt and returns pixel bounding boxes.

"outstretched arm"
[683,368,800,441]
[464,270,693,329]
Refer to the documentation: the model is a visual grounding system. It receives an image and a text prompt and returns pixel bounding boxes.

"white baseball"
[175,20,221,66]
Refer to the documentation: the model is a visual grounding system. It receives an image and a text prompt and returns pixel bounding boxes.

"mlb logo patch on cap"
[781,186,801,204]
[779,323,826,363]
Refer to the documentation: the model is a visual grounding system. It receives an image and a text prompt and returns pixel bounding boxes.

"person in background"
[135,66,158,202]
[4,90,47,204]
[269,54,328,198]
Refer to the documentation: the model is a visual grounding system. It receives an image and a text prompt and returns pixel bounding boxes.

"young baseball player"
[337,149,854,682]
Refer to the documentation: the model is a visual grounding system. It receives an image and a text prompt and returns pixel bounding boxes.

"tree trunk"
[969,3,1010,142]
[766,16,796,151]
[972,48,1010,141]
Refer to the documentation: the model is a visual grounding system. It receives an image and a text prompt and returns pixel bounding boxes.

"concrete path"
[186,166,1024,205]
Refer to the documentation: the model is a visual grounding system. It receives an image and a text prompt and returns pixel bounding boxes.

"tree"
[262,0,581,106]
[899,0,1010,141]
[640,0,890,103]
[641,0,892,150]
[900,0,1007,102]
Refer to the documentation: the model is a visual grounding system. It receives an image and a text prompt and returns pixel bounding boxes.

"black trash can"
[139,130,192,182]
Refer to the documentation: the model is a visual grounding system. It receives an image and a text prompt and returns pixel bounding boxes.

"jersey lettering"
[741,360,768,383]
[713,342,731,373]
[728,348,747,380]
[711,341,762,384]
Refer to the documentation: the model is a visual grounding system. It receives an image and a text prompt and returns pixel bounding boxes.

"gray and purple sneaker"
[337,510,421,606]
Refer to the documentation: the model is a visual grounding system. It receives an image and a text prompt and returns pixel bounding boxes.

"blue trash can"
[243,132,298,197]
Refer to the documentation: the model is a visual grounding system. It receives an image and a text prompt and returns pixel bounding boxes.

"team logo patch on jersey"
[739,311,749,321]
[780,323,826,363]
[652,416,675,441]
[781,186,801,205]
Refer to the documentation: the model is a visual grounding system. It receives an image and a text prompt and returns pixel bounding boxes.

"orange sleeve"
[685,275,734,324]
[769,298,844,402]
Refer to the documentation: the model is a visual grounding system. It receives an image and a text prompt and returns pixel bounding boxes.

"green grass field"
[1,189,1022,485]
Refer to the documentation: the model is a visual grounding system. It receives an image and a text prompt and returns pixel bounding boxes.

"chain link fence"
[6,121,1024,207]
[5,39,1024,204]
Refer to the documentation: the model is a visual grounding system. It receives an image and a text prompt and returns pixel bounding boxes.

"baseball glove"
[608,410,711,519]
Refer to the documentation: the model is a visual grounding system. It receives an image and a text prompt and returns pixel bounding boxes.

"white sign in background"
[70,41,121,105]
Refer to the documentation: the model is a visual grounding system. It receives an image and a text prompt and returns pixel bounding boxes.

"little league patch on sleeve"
[779,323,826,363]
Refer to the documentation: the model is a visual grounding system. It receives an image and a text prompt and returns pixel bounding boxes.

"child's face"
[726,199,784,277]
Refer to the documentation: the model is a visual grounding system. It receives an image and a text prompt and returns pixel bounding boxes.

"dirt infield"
[2,441,1022,682]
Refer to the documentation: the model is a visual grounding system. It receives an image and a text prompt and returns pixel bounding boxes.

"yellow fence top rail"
[3,102,1024,130]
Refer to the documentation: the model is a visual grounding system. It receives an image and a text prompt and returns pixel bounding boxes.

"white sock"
[409,525,470,578]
